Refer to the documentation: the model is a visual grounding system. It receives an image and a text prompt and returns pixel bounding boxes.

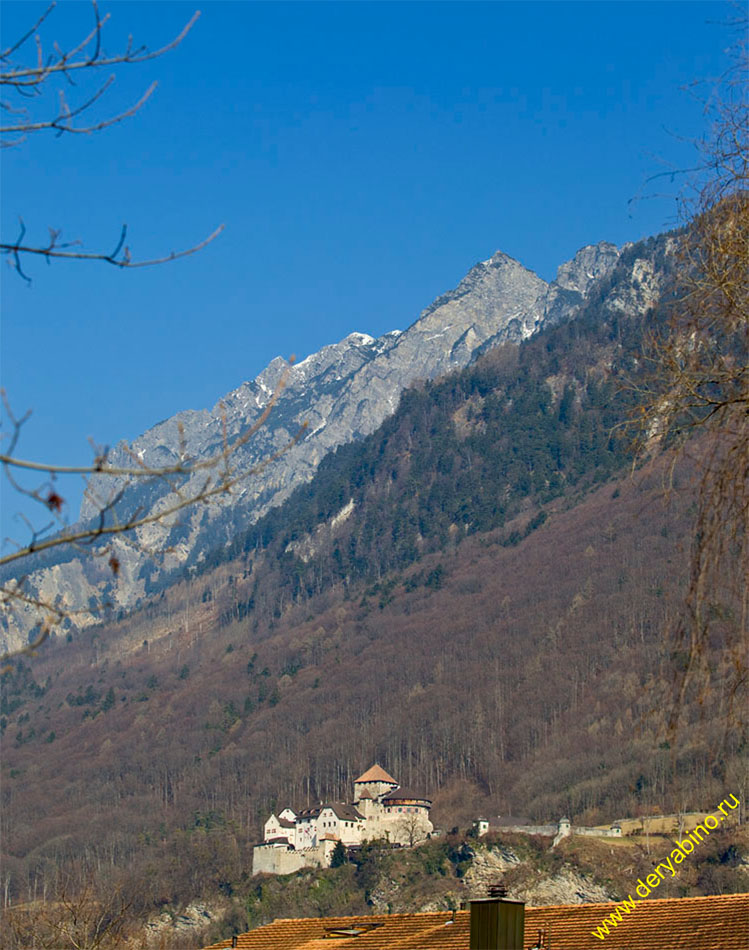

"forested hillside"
[1,230,744,940]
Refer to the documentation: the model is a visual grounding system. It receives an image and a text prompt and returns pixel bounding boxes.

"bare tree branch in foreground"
[0,2,250,660]
[0,2,198,144]
[1,220,225,282]
[0,2,223,280]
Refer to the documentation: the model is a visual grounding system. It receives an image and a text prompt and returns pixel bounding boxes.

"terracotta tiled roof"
[203,912,458,950]
[278,817,296,829]
[524,893,749,948]
[202,894,749,949]
[353,764,398,785]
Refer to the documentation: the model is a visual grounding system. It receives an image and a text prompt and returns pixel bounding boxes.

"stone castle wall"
[252,845,324,876]
[499,824,557,836]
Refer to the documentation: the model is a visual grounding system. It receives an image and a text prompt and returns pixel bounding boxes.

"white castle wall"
[575,827,622,838]
[252,844,328,876]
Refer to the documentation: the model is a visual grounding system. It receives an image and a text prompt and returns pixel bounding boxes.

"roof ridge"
[269,894,749,922]
[528,892,749,910]
[271,910,455,923]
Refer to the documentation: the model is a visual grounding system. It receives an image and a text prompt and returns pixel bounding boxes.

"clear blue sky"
[0,0,736,541]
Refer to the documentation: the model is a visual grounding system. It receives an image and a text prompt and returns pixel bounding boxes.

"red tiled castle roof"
[353,764,398,785]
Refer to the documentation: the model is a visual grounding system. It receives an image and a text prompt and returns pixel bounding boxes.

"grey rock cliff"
[2,240,631,653]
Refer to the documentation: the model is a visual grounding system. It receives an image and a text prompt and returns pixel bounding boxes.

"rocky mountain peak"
[483,249,523,268]
[1,235,663,655]
[421,251,546,323]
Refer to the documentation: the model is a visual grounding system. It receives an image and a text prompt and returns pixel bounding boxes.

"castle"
[253,764,433,875]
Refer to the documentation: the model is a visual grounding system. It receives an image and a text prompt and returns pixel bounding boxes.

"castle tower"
[353,764,398,803]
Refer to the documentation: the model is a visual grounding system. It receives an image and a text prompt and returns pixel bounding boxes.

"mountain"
[199,233,677,609]
[3,226,744,936]
[1,240,626,654]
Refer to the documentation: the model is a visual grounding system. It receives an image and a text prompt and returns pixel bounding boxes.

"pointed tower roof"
[354,764,398,785]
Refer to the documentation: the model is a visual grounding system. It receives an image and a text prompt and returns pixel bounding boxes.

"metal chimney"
[468,884,525,950]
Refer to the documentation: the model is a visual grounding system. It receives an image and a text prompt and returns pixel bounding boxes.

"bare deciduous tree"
[0,873,136,950]
[397,810,427,848]
[634,25,748,737]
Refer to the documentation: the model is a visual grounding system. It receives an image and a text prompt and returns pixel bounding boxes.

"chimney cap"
[469,896,525,906]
